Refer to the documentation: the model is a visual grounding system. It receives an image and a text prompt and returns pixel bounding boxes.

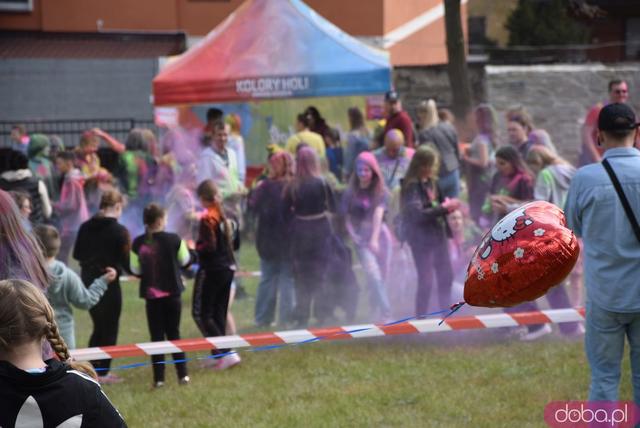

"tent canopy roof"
[153,0,391,105]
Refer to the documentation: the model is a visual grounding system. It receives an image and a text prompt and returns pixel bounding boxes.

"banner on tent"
[236,76,311,98]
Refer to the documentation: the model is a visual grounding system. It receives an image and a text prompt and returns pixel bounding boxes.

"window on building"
[0,0,33,12]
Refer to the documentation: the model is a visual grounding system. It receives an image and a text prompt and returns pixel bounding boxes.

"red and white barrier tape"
[70,307,585,362]
[235,270,262,278]
[120,271,262,282]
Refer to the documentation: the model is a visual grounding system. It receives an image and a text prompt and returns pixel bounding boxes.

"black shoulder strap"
[602,158,640,243]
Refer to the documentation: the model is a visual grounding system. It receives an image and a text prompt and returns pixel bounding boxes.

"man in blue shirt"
[565,103,640,403]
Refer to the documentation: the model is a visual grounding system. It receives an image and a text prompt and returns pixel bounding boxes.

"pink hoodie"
[54,168,89,234]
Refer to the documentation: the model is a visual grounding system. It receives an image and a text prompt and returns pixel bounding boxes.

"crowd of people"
[0,79,633,410]
[0,113,250,388]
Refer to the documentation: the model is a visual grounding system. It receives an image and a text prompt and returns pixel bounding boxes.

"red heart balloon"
[464,201,580,308]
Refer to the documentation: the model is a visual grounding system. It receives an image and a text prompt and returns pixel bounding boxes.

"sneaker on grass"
[520,324,552,342]
[98,373,124,385]
[212,353,241,371]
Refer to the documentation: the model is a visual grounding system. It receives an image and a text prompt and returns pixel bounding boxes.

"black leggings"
[88,283,122,375]
[192,268,234,355]
[291,257,329,325]
[410,239,453,316]
[290,218,331,325]
[146,296,188,383]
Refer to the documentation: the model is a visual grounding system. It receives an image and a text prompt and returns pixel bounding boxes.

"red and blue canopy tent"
[152,0,391,105]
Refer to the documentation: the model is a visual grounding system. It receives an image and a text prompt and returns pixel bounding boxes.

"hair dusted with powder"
[294,146,321,179]
[0,279,97,379]
[0,190,50,290]
[348,151,386,203]
[268,151,294,180]
[79,130,99,148]
[226,113,242,134]
[196,180,235,256]
[474,104,498,149]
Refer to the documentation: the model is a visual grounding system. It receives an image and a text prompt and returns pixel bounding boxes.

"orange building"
[0,0,467,66]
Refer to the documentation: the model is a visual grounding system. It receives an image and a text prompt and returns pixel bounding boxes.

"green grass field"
[72,245,635,427]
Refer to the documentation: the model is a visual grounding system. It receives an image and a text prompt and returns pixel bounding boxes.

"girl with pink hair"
[283,147,335,327]
[0,189,49,290]
[342,152,392,321]
[0,189,55,360]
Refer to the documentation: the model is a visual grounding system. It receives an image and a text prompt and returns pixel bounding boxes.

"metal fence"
[0,118,159,148]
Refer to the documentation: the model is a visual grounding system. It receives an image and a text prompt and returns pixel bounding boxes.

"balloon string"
[438,301,466,326]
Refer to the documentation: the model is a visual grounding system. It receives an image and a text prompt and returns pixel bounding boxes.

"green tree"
[506,0,589,46]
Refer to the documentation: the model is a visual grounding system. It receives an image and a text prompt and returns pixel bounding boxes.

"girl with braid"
[0,279,126,427]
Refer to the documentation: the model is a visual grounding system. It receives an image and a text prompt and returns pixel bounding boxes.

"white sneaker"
[199,358,218,369]
[212,353,241,371]
[98,373,124,385]
[520,324,552,341]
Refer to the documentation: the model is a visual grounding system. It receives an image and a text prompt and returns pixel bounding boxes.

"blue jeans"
[355,245,391,318]
[438,169,460,199]
[254,258,295,326]
[585,300,640,403]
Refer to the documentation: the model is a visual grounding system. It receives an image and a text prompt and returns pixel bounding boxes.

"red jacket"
[384,110,415,148]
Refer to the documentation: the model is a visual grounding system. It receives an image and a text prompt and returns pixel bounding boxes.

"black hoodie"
[73,215,130,286]
[0,359,126,427]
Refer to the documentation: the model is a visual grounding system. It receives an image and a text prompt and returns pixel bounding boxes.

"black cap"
[384,90,399,102]
[598,103,639,132]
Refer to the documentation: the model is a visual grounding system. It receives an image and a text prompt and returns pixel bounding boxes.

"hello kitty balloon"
[464,201,580,307]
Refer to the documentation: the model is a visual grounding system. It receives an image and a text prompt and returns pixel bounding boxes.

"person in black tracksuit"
[131,203,191,387]
[193,180,240,370]
[73,189,130,382]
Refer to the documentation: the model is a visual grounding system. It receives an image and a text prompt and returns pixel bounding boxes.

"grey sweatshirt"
[534,163,576,208]
[47,260,108,349]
